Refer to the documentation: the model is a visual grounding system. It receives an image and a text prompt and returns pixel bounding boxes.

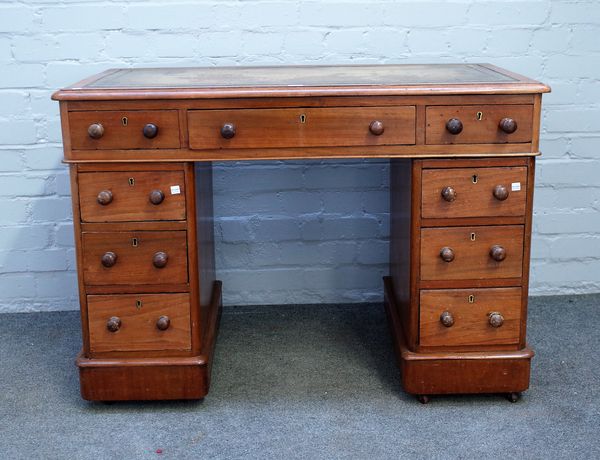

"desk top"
[52,63,549,100]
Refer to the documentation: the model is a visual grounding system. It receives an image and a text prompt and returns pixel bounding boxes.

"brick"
[469,1,549,25]
[545,55,599,78]
[539,136,569,159]
[446,29,490,54]
[301,216,380,241]
[30,197,72,222]
[300,2,384,27]
[485,29,533,55]
[571,136,600,159]
[105,32,197,59]
[0,37,11,61]
[537,159,600,186]
[55,223,74,247]
[0,225,52,251]
[239,2,299,27]
[544,109,600,133]
[531,27,571,53]
[0,6,36,33]
[0,120,37,145]
[0,64,45,88]
[550,2,600,23]
[41,5,126,31]
[26,249,69,271]
[214,165,304,192]
[0,150,24,172]
[0,251,29,273]
[325,30,369,54]
[125,3,211,30]
[534,210,600,234]
[0,92,30,118]
[283,31,326,56]
[0,175,51,197]
[0,273,36,299]
[23,146,65,171]
[196,31,245,57]
[12,34,104,61]
[542,82,578,106]
[357,240,389,265]
[35,271,78,298]
[407,30,449,54]
[384,2,468,27]
[0,200,29,224]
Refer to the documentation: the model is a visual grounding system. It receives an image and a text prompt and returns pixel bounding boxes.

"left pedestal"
[69,162,219,401]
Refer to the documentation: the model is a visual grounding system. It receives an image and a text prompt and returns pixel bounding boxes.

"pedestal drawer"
[421,166,527,218]
[425,105,533,144]
[82,231,188,285]
[69,110,181,150]
[419,288,522,347]
[188,106,416,149]
[79,170,186,222]
[420,225,524,281]
[88,293,191,353]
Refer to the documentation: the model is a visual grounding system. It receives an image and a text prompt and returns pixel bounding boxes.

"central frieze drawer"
[79,171,187,222]
[420,225,524,280]
[187,106,416,149]
[88,293,191,353]
[82,231,188,285]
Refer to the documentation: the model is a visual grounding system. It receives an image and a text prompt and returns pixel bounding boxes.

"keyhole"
[299,114,306,123]
[122,117,128,126]
[470,233,476,241]
[476,111,483,121]
[136,300,142,309]
[472,174,478,184]
[132,237,138,247]
[468,295,475,304]
[128,177,135,186]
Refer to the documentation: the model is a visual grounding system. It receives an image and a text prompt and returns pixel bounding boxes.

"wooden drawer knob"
[440,246,455,262]
[369,120,385,136]
[88,123,104,139]
[446,118,463,135]
[441,186,457,202]
[499,117,518,134]
[152,251,168,268]
[493,184,509,201]
[149,189,165,205]
[106,316,121,332]
[97,190,113,205]
[489,245,506,262]
[220,123,236,139]
[440,311,455,327]
[156,315,171,331]
[488,312,504,328]
[143,123,159,139]
[101,251,117,268]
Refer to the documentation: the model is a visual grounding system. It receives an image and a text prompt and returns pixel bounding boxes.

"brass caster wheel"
[507,392,520,403]
[417,395,430,404]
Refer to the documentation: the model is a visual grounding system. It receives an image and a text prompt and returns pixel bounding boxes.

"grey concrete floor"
[1,295,599,459]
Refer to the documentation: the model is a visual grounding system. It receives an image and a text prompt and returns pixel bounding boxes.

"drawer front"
[188,106,416,149]
[79,171,186,222]
[88,293,191,352]
[419,288,521,347]
[82,231,188,285]
[69,110,180,150]
[421,166,528,218]
[420,225,524,280]
[425,105,533,144]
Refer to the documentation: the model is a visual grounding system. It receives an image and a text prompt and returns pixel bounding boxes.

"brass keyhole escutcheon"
[472,174,478,184]
[476,111,483,121]
[135,299,142,309]
[468,295,475,304]
[132,237,138,247]
[121,116,128,126]
[470,232,476,241]
[128,177,135,186]
[299,114,306,123]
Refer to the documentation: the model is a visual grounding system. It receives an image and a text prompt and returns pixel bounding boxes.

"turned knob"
[440,247,455,262]
[440,311,455,327]
[156,315,171,331]
[106,316,121,333]
[152,251,168,268]
[441,186,457,202]
[149,189,165,205]
[446,118,463,135]
[499,118,518,134]
[101,251,117,268]
[87,123,104,139]
[97,190,113,206]
[369,120,385,136]
[489,245,507,262]
[220,123,236,139]
[489,312,504,328]
[493,184,509,201]
[142,123,159,139]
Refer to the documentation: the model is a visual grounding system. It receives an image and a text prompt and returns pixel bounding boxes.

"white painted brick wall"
[0,0,599,312]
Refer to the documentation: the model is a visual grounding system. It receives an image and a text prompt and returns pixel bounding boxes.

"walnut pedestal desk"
[52,64,549,403]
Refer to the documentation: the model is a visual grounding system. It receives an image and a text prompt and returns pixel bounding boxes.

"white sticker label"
[170,185,181,195]
[511,182,521,192]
